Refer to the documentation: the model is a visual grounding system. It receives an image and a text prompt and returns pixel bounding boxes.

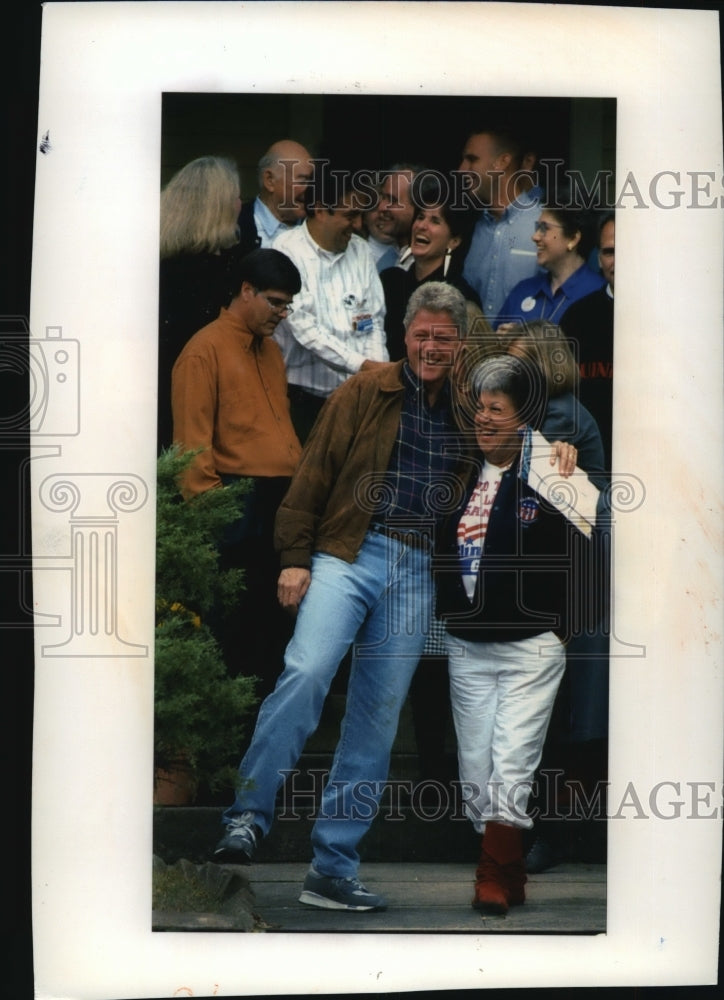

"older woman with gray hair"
[435,352,597,914]
[496,320,610,871]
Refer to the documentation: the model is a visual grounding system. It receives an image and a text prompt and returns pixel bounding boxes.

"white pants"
[446,632,566,832]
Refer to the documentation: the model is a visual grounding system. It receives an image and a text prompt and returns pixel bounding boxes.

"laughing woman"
[436,352,597,915]
[495,205,605,328]
[380,174,482,359]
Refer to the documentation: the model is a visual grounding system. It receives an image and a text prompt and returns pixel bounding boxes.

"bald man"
[238,139,315,255]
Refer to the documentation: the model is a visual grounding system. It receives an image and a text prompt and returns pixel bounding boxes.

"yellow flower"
[156,598,201,628]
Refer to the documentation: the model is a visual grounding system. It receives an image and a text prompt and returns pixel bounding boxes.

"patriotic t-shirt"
[456,461,508,600]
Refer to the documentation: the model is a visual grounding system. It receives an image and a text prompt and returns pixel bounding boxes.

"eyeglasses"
[599,247,615,257]
[534,221,564,234]
[255,291,294,314]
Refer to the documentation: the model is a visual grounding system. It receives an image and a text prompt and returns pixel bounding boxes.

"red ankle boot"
[472,821,527,914]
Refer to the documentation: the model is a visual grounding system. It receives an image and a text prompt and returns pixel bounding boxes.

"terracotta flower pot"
[153,759,198,806]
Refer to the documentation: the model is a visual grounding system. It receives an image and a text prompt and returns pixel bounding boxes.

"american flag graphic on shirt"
[456,463,506,600]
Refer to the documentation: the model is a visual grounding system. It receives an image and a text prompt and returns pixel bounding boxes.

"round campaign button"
[518,496,540,525]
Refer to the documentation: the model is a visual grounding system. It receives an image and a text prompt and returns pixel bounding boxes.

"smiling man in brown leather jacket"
[213,281,469,911]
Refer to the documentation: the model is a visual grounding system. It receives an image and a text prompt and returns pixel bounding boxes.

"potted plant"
[154,446,258,804]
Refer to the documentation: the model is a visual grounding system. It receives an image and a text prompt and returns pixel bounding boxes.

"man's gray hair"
[257,151,280,186]
[403,282,468,338]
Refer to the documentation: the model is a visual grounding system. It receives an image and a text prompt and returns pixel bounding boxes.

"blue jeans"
[223,529,432,877]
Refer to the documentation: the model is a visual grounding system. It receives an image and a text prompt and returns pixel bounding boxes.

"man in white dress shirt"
[273,170,389,442]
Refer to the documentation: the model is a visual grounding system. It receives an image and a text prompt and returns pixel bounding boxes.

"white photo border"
[30,2,723,996]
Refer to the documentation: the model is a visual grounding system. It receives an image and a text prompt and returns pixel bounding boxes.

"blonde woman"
[158,156,243,451]
[160,155,242,258]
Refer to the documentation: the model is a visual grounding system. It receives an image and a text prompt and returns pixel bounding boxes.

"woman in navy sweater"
[436,353,599,914]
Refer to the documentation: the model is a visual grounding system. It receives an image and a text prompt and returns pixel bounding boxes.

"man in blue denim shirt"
[459,127,543,324]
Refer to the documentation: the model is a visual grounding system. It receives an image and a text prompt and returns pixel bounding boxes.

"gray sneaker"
[212,811,260,864]
[299,869,387,911]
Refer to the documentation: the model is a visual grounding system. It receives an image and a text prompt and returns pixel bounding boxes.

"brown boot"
[472,822,527,914]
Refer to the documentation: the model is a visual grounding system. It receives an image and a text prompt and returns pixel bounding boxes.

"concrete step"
[153,802,483,866]
[252,861,607,934]
[152,860,607,935]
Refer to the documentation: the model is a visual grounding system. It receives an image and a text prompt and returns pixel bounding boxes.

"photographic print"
[28,3,722,996]
[152,90,614,938]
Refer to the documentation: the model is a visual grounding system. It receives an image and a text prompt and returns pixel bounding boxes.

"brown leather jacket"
[274,361,408,567]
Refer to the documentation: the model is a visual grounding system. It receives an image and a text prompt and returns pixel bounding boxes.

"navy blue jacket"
[435,453,597,644]
[237,200,262,258]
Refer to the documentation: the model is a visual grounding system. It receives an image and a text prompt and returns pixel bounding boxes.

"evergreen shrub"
[154,446,257,795]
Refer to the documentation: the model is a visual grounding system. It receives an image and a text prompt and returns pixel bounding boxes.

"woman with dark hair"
[380,174,482,360]
[158,155,244,453]
[436,353,598,915]
[495,205,605,328]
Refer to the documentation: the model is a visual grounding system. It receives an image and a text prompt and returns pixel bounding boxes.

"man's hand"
[550,440,578,477]
[277,566,311,613]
